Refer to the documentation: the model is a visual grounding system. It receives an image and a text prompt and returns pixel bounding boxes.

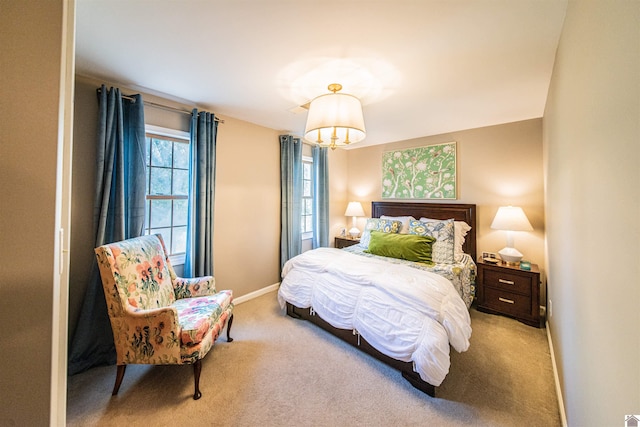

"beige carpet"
[67,290,561,426]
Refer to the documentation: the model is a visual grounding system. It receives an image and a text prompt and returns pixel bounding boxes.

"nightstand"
[335,236,360,249]
[476,260,541,327]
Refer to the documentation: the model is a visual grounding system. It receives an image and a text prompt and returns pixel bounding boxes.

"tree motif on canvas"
[382,142,457,199]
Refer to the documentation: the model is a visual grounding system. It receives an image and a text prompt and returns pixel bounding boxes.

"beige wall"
[0,1,72,425]
[213,115,281,295]
[344,119,546,272]
[543,1,640,425]
[328,148,350,241]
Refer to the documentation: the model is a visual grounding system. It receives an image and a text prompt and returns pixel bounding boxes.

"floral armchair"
[94,234,234,400]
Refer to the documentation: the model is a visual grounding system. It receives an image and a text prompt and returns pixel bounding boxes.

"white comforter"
[278,247,472,387]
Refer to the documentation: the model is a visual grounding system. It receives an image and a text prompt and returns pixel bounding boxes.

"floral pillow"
[380,215,415,234]
[358,218,403,249]
[420,217,472,262]
[408,218,455,264]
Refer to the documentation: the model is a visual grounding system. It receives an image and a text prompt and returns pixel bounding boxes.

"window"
[301,156,313,240]
[144,126,191,264]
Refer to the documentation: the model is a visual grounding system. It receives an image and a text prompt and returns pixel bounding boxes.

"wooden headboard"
[371,201,477,261]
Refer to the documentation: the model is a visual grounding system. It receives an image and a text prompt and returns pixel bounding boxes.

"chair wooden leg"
[193,359,202,400]
[226,313,234,342]
[112,365,126,396]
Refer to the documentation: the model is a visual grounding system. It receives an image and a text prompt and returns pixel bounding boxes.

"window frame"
[144,125,191,266]
[301,155,313,241]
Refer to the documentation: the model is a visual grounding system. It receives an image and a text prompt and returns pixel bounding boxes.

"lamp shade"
[304,85,366,149]
[344,201,365,217]
[490,206,533,231]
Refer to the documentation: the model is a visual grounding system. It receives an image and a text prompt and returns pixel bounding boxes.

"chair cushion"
[173,290,233,346]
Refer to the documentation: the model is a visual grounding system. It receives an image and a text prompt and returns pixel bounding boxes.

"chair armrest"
[127,305,178,320]
[173,276,216,299]
[124,306,181,331]
[116,306,182,362]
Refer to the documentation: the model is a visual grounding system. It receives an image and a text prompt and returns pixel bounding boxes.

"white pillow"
[380,215,415,234]
[420,218,471,262]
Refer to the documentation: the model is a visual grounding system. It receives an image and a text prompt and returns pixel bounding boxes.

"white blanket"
[278,247,472,386]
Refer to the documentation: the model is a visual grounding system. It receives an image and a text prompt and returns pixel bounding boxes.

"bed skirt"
[286,302,437,397]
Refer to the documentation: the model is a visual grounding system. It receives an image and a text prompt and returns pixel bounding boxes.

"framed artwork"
[381,142,457,199]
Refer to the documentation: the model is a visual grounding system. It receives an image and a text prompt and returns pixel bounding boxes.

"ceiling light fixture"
[304,83,366,150]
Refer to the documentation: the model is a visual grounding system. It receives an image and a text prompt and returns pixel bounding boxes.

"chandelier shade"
[304,84,366,149]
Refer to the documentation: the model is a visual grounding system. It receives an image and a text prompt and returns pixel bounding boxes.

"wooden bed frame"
[286,201,477,397]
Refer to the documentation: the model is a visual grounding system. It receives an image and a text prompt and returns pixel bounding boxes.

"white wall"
[543,1,640,425]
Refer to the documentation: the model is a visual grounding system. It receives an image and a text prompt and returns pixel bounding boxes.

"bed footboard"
[286,302,436,397]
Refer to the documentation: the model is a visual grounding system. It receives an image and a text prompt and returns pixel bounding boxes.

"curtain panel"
[279,135,303,272]
[68,85,146,375]
[184,109,218,278]
[312,145,329,248]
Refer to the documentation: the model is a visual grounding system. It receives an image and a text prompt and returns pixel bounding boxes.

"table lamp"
[490,206,533,265]
[344,201,365,238]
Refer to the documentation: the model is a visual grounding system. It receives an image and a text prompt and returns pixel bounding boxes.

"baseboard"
[546,320,568,427]
[233,283,280,305]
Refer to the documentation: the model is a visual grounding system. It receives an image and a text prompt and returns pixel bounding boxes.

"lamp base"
[497,247,523,265]
[348,227,360,239]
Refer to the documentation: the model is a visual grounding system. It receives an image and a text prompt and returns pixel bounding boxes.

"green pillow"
[365,230,436,264]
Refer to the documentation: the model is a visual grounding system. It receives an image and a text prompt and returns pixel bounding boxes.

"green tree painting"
[381,142,456,199]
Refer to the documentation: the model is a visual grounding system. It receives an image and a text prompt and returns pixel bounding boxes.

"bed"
[278,201,477,397]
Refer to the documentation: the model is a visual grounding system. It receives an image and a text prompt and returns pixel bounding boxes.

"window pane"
[150,228,171,252]
[145,132,190,260]
[305,198,313,214]
[150,199,172,228]
[145,137,152,166]
[305,216,313,233]
[301,216,310,233]
[150,167,172,195]
[172,226,187,254]
[145,138,151,192]
[145,199,150,231]
[303,163,311,179]
[173,199,188,226]
[174,142,189,169]
[303,180,311,197]
[173,169,189,195]
[151,138,172,167]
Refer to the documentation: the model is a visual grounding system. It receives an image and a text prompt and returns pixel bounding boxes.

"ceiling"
[75,0,567,149]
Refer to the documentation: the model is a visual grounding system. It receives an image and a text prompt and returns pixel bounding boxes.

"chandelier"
[304,83,366,150]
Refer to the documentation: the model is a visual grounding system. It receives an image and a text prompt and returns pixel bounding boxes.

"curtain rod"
[96,88,224,123]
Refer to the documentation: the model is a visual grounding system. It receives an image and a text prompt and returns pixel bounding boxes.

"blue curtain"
[280,135,303,272]
[312,145,329,248]
[184,109,218,277]
[68,85,146,375]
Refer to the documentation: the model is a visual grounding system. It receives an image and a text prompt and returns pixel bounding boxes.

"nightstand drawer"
[483,269,532,296]
[482,288,532,316]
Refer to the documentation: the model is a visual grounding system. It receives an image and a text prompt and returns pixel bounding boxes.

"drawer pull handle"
[499,279,515,285]
[499,297,515,304]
